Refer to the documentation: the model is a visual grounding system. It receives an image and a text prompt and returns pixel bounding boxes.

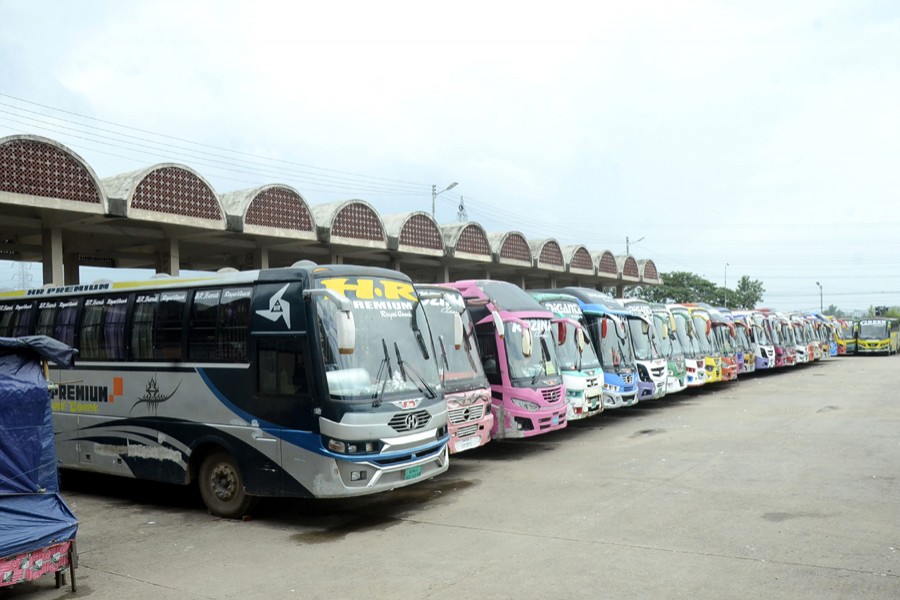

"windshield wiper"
[438,334,451,373]
[410,306,430,359]
[531,337,550,385]
[394,341,437,399]
[371,339,394,407]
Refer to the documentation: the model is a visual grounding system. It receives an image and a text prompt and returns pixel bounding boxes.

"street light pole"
[816,281,823,312]
[626,236,645,254]
[431,182,458,220]
[724,263,729,307]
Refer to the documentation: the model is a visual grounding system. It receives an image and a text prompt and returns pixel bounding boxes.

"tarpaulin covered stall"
[0,336,78,590]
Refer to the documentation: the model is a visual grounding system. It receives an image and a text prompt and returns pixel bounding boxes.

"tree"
[632,271,722,304]
[732,275,765,309]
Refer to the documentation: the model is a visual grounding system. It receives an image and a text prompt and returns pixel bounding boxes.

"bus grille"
[388,409,431,432]
[541,386,562,403]
[651,366,666,378]
[448,404,485,424]
[456,424,479,438]
[585,377,600,389]
[622,374,634,385]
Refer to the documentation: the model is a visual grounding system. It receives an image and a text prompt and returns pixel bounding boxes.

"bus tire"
[198,451,255,519]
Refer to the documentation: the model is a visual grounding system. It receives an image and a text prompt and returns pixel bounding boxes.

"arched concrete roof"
[312,199,386,248]
[441,222,491,262]
[489,231,532,266]
[638,259,660,283]
[529,238,564,272]
[563,245,595,275]
[594,250,618,277]
[220,184,315,239]
[0,134,106,213]
[102,163,225,229]
[616,255,641,282]
[383,211,444,256]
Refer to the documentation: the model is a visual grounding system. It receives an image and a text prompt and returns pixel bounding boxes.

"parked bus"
[619,299,668,401]
[835,319,856,355]
[774,313,798,366]
[681,305,722,382]
[554,287,638,409]
[710,307,739,380]
[731,316,756,374]
[790,314,812,364]
[417,285,494,454]
[0,264,450,518]
[733,311,772,371]
[446,280,567,438]
[649,304,688,395]
[856,318,900,355]
[530,293,603,421]
[667,305,707,387]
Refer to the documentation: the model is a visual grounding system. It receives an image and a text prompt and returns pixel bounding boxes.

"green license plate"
[403,466,422,480]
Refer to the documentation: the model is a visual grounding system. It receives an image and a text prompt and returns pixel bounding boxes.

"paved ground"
[4,356,899,599]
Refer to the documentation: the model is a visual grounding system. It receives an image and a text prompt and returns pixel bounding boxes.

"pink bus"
[417,285,494,454]
[446,280,567,439]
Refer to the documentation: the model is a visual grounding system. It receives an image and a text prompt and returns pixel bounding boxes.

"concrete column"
[41,227,64,286]
[519,274,526,289]
[549,277,558,289]
[329,253,343,265]
[483,270,491,280]
[616,284,625,297]
[253,247,269,270]
[64,253,80,285]
[390,256,401,271]
[157,239,180,276]
[437,264,450,283]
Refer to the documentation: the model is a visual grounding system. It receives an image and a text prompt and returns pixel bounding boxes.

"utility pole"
[431,182,458,220]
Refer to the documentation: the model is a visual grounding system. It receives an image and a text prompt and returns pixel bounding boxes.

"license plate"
[551,414,559,426]
[455,437,481,452]
[403,465,422,480]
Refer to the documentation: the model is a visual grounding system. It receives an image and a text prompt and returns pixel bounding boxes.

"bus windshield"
[315,283,440,401]
[421,298,487,394]
[627,317,658,361]
[586,315,633,372]
[753,323,771,345]
[692,316,713,354]
[653,314,673,358]
[858,321,887,340]
[505,319,562,384]
[554,322,601,371]
[715,325,735,353]
[672,312,698,358]
[736,327,750,352]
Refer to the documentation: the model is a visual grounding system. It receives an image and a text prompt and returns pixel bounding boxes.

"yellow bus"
[856,318,900,355]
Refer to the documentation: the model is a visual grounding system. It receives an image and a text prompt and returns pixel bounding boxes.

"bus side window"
[218,288,252,362]
[132,294,159,360]
[157,291,187,360]
[475,323,502,386]
[256,338,313,427]
[5,301,35,338]
[79,296,128,360]
[189,290,221,361]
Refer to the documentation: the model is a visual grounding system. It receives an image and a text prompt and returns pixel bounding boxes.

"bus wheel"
[198,451,255,519]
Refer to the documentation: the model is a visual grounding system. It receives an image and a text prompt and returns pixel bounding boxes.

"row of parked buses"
[830,316,900,355]
[0,263,863,518]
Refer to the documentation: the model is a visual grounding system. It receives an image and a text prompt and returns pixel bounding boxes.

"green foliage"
[867,305,900,318]
[630,271,765,308]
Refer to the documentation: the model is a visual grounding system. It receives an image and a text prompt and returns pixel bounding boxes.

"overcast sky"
[1,0,899,311]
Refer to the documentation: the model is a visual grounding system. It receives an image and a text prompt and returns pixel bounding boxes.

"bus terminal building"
[0,134,660,294]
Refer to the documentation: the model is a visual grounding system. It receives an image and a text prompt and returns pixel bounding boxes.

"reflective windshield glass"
[554,321,601,371]
[316,277,439,400]
[421,296,487,393]
[753,323,771,345]
[627,317,657,361]
[715,326,735,353]
[692,316,713,354]
[672,312,698,358]
[736,327,750,352]
[505,319,562,383]
[858,321,888,339]
[586,315,633,371]
[652,314,673,357]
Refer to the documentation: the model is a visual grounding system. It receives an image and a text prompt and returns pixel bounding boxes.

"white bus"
[0,264,449,518]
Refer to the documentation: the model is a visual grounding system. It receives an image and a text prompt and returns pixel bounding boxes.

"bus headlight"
[603,383,620,392]
[325,438,381,454]
[511,398,540,411]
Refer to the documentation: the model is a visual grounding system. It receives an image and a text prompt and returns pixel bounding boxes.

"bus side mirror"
[492,311,505,339]
[706,320,711,335]
[601,319,608,339]
[576,327,586,353]
[556,320,567,347]
[337,310,356,355]
[453,312,464,350]
[522,326,533,358]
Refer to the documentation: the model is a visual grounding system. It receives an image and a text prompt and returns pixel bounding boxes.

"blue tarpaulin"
[0,336,78,558]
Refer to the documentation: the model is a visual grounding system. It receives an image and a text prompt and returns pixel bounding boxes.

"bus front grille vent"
[389,409,431,432]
